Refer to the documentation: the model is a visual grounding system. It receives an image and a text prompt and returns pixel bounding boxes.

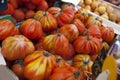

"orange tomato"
[25,10,35,19]
[11,60,24,79]
[9,0,18,9]
[50,66,86,80]
[0,20,18,40]
[73,54,93,73]
[23,50,57,80]
[13,9,25,21]
[37,0,48,11]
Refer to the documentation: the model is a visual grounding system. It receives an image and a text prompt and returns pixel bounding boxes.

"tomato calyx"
[87,36,91,41]
[81,12,85,16]
[59,10,63,14]
[74,71,80,78]
[43,52,50,57]
[83,60,90,66]
[56,33,62,36]
[14,59,24,67]
[43,12,46,16]
[95,17,99,20]
[56,58,61,63]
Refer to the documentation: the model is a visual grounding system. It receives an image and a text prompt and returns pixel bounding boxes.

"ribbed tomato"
[85,16,102,27]
[55,55,70,67]
[73,36,102,54]
[23,50,56,80]
[42,33,70,58]
[61,44,75,60]
[74,8,89,23]
[34,11,57,32]
[101,26,115,43]
[20,19,43,40]
[1,35,35,61]
[50,66,86,80]
[59,24,79,42]
[0,20,18,40]
[57,6,75,27]
[73,18,85,35]
[87,24,102,39]
[73,54,93,73]
[47,7,61,18]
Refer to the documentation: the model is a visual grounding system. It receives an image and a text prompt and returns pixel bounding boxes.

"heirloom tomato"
[2,35,35,61]
[34,11,57,32]
[50,66,86,80]
[23,50,56,80]
[73,36,102,54]
[20,19,43,40]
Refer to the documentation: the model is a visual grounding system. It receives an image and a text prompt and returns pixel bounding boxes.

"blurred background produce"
[78,0,120,25]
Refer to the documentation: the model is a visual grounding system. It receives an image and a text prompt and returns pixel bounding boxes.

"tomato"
[23,50,57,80]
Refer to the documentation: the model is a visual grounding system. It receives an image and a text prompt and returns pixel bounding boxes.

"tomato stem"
[81,12,85,16]
[43,12,46,16]
[95,17,99,20]
[83,60,89,66]
[43,52,49,57]
[14,60,24,67]
[56,58,61,63]
[56,33,62,36]
[74,71,80,78]
[87,36,91,41]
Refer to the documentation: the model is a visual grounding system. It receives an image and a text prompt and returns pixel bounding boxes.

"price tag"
[96,70,110,80]
[0,0,7,11]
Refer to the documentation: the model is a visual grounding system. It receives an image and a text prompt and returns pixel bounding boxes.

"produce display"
[0,0,119,80]
[78,0,120,25]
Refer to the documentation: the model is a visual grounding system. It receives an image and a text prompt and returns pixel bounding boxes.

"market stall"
[0,0,120,80]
